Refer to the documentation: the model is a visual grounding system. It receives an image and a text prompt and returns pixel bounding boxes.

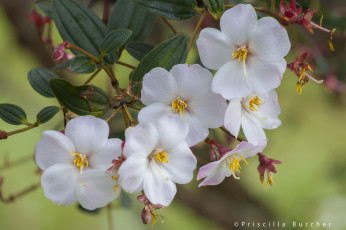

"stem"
[0,179,40,204]
[106,204,114,230]
[271,0,276,13]
[0,155,33,173]
[122,104,135,127]
[106,107,122,123]
[188,10,207,55]
[84,68,102,84]
[65,42,122,95]
[7,123,39,137]
[121,108,129,128]
[116,61,136,70]
[102,0,110,25]
[220,126,246,142]
[127,104,142,111]
[161,17,177,35]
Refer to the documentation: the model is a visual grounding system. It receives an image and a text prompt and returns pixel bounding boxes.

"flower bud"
[53,41,68,63]
[0,130,8,140]
[141,207,151,225]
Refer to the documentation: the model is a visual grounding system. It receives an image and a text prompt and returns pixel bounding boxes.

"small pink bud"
[141,208,151,225]
[137,194,147,203]
[53,41,69,63]
[257,153,281,185]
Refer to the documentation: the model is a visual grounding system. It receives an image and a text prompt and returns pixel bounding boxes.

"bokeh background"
[0,0,345,229]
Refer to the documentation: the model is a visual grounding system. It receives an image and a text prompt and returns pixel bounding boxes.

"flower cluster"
[34,3,290,225]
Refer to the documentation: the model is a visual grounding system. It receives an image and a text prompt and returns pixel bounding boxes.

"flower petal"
[254,90,281,129]
[224,99,242,138]
[246,57,286,95]
[212,61,251,99]
[220,4,258,45]
[197,28,234,70]
[241,113,267,145]
[189,92,227,128]
[141,67,178,105]
[65,116,109,156]
[35,130,75,170]
[183,112,209,147]
[170,64,213,100]
[137,103,172,125]
[197,161,227,187]
[156,114,189,150]
[41,163,77,206]
[76,169,118,210]
[118,154,148,193]
[226,141,267,160]
[143,166,177,206]
[89,138,123,170]
[249,17,291,62]
[123,123,159,158]
[163,143,197,184]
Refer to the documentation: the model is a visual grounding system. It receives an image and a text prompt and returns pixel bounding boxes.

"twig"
[84,68,102,85]
[188,10,207,55]
[106,204,114,230]
[127,104,142,111]
[0,154,33,173]
[106,107,122,123]
[220,126,246,142]
[161,17,177,35]
[0,178,40,204]
[116,61,136,70]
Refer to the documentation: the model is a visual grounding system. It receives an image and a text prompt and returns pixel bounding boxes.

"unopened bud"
[53,41,69,63]
[137,194,147,203]
[141,207,151,225]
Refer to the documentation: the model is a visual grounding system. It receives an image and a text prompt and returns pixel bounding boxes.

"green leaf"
[131,35,188,94]
[108,0,155,42]
[36,106,60,124]
[133,0,198,20]
[36,0,53,18]
[70,55,97,74]
[100,29,133,55]
[50,79,110,116]
[52,0,107,58]
[125,42,154,61]
[205,0,224,19]
[27,68,59,98]
[0,104,28,125]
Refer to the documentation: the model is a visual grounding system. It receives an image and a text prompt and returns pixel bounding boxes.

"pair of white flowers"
[35,4,290,209]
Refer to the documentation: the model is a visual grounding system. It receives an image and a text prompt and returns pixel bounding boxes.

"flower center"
[249,96,264,111]
[171,97,187,117]
[232,45,248,77]
[155,150,169,164]
[228,155,248,179]
[71,152,88,173]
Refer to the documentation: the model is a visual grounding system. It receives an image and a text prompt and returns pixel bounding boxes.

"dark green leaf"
[52,0,107,58]
[100,29,133,54]
[52,59,72,70]
[133,0,198,20]
[131,35,188,94]
[50,79,110,116]
[125,42,154,61]
[36,0,53,18]
[70,56,97,74]
[27,68,59,98]
[36,106,60,124]
[0,104,28,125]
[108,0,155,42]
[206,0,224,19]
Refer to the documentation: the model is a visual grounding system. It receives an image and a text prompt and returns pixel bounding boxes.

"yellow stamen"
[296,81,304,95]
[265,173,274,190]
[298,66,306,81]
[327,39,335,52]
[171,97,187,117]
[249,96,264,111]
[319,14,323,27]
[70,153,88,172]
[232,45,248,78]
[112,176,119,192]
[307,64,313,72]
[151,210,158,227]
[155,150,169,164]
[229,155,247,179]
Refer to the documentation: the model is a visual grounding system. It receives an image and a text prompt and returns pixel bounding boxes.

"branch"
[0,178,40,204]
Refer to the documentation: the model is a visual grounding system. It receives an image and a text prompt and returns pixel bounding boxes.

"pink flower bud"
[141,208,151,225]
[53,41,68,63]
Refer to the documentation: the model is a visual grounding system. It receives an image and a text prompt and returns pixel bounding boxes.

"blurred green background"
[0,0,346,230]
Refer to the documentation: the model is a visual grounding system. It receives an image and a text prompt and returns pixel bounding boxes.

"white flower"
[197,140,267,186]
[118,114,197,206]
[197,4,291,99]
[224,90,281,145]
[35,116,122,210]
[139,64,227,147]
